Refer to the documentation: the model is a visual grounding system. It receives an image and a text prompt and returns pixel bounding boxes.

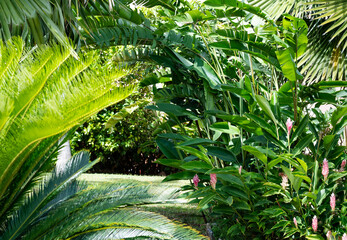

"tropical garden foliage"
[131,0,347,239]
[0,0,346,239]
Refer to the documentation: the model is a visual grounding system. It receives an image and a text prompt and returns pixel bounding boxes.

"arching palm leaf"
[0,37,136,218]
[1,151,207,240]
[248,0,347,82]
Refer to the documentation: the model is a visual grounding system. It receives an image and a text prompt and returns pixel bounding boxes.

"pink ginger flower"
[286,118,294,135]
[322,159,329,181]
[280,174,289,190]
[239,166,242,175]
[293,217,298,228]
[342,233,347,240]
[330,193,336,212]
[210,173,217,190]
[312,216,318,232]
[326,231,332,240]
[340,160,346,172]
[193,174,199,189]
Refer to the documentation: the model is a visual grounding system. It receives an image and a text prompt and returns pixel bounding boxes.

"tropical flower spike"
[322,159,329,181]
[193,174,199,190]
[312,216,318,232]
[286,118,293,136]
[210,174,217,190]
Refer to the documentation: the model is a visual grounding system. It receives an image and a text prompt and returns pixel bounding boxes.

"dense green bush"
[143,1,347,239]
[70,88,173,175]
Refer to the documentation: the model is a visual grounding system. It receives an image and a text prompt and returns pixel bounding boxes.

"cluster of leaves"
[71,89,165,174]
[140,1,347,239]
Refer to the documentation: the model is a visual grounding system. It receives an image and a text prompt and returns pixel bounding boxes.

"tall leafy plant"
[143,1,347,239]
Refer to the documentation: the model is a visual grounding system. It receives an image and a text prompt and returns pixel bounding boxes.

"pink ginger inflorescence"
[210,174,217,190]
[340,160,346,172]
[280,174,289,190]
[312,216,318,232]
[193,174,199,190]
[293,217,298,228]
[326,231,332,240]
[286,118,293,135]
[330,193,336,212]
[322,159,329,181]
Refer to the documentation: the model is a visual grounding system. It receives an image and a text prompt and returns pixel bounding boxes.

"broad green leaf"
[210,40,280,68]
[176,145,212,165]
[170,51,222,89]
[221,84,252,101]
[267,158,284,169]
[264,182,282,189]
[217,174,244,189]
[198,192,216,208]
[205,146,237,163]
[154,159,183,169]
[296,158,308,173]
[210,122,240,135]
[329,172,347,182]
[317,81,347,89]
[181,161,212,172]
[306,234,324,240]
[216,115,263,135]
[162,171,195,182]
[147,103,198,120]
[242,145,267,165]
[158,133,188,141]
[316,189,327,206]
[206,166,237,174]
[263,131,287,150]
[156,139,180,159]
[179,138,217,146]
[275,48,303,81]
[254,95,277,125]
[222,187,248,200]
[293,176,303,192]
[292,135,314,156]
[233,201,251,211]
[290,115,309,143]
[331,106,347,127]
[293,173,311,184]
[282,14,308,58]
[245,113,277,138]
[204,0,238,9]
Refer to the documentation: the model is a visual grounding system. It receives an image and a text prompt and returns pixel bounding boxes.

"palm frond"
[248,0,347,82]
[0,132,66,222]
[65,209,206,240]
[298,19,347,83]
[0,37,136,215]
[21,181,206,240]
[1,151,95,240]
[248,0,309,20]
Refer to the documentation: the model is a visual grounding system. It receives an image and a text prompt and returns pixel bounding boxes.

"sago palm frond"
[0,37,136,218]
[24,182,206,240]
[0,151,95,240]
[0,132,67,223]
[1,150,206,239]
